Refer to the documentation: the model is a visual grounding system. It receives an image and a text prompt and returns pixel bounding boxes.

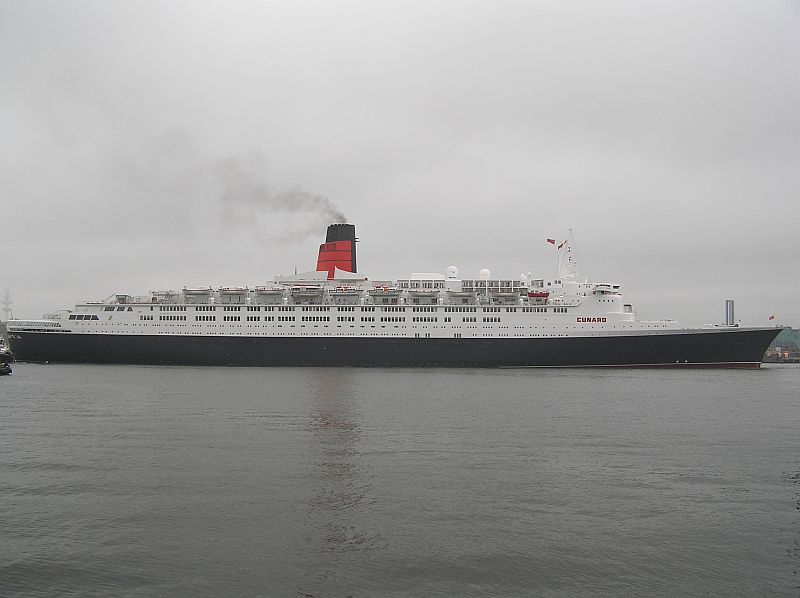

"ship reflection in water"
[306,370,383,559]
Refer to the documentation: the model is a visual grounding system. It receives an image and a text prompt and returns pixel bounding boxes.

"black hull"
[7,328,780,368]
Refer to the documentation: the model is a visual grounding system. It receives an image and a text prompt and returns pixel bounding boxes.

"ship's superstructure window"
[412,317,437,322]
[246,316,261,321]
[380,316,405,322]
[337,316,355,322]
[159,306,187,311]
[223,306,241,312]
[70,314,100,320]
[462,317,477,322]
[396,279,447,290]
[223,316,241,321]
[278,306,295,312]
[246,306,261,312]
[195,315,215,321]
[116,306,126,311]
[444,307,477,312]
[361,317,375,322]
[8,320,62,330]
[104,306,115,311]
[196,306,216,312]
[159,315,186,321]
[412,307,436,312]
[483,317,501,323]
[277,316,295,322]
[301,316,330,322]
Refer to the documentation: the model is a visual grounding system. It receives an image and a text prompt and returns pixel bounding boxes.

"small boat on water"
[0,336,13,363]
[0,338,11,375]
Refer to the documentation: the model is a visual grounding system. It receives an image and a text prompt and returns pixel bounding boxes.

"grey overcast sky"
[1,0,798,325]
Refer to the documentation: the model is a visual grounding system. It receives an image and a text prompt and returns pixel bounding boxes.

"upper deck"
[7,273,689,342]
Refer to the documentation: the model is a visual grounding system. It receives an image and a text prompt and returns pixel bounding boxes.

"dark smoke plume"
[120,129,347,244]
[214,150,346,242]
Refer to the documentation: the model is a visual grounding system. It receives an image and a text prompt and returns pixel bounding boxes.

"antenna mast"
[1,289,12,322]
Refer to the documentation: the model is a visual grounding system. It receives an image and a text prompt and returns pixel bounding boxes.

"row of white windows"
[98,304,568,315]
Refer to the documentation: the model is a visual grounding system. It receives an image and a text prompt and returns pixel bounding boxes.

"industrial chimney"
[724,299,735,327]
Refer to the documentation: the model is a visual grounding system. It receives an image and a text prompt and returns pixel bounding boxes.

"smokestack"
[724,299,735,327]
[316,224,357,279]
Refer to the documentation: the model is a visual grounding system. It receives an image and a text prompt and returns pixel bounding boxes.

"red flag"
[768,314,775,320]
[546,238,556,245]
[557,240,567,250]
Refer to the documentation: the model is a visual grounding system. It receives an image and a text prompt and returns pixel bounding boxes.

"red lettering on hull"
[576,317,607,323]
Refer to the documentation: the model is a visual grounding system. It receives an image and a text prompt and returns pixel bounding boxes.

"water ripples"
[0,364,798,596]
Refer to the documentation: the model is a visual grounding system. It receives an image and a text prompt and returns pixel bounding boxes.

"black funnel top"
[325,223,356,243]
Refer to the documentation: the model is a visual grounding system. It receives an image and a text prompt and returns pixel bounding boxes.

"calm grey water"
[1,364,798,597]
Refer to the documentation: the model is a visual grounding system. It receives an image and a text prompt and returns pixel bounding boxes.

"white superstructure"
[10,246,682,340]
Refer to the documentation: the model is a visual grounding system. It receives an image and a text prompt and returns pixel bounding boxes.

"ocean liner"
[7,224,780,368]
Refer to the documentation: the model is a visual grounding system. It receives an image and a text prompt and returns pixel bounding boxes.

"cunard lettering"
[576,317,607,323]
